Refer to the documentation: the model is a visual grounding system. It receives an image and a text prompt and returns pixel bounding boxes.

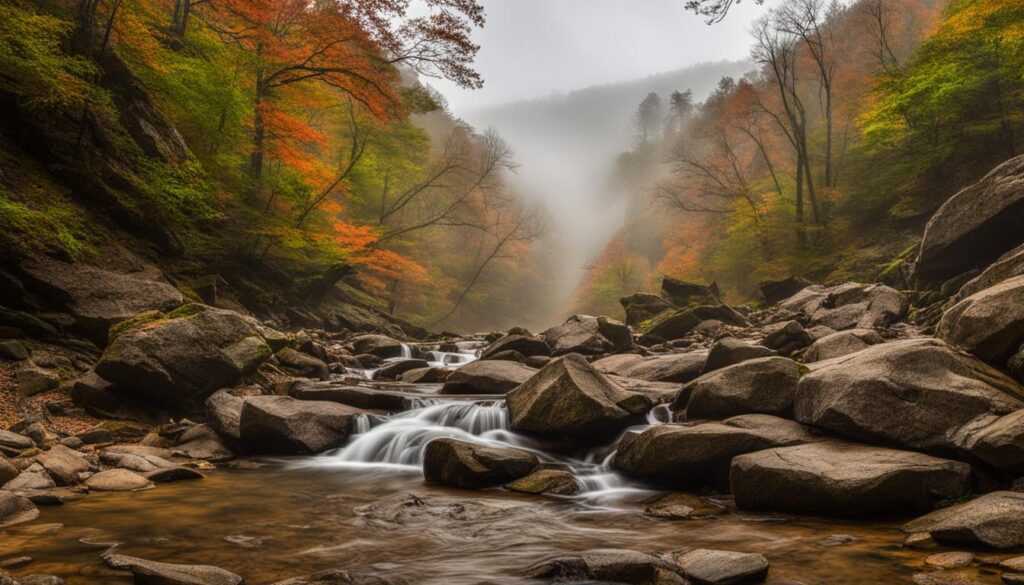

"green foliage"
[0,2,105,112]
[0,189,97,261]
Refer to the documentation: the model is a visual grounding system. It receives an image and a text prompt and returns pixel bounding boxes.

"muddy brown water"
[0,463,1006,584]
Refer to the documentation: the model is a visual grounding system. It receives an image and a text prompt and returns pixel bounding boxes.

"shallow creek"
[0,348,1008,583]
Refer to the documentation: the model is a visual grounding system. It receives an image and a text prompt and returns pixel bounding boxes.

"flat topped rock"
[903,491,1024,550]
[238,395,367,455]
[731,441,971,517]
[440,360,536,395]
[104,554,243,585]
[423,438,538,489]
[668,548,769,585]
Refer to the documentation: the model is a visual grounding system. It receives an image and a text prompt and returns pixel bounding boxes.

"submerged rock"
[644,493,727,520]
[505,469,582,496]
[731,441,971,517]
[506,354,652,442]
[903,491,1024,549]
[440,360,536,395]
[527,550,687,585]
[104,554,243,585]
[423,438,538,489]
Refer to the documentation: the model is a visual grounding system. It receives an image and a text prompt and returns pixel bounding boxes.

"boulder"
[480,335,551,360]
[205,389,244,444]
[903,491,1024,549]
[527,550,687,585]
[0,340,28,361]
[505,469,582,496]
[760,321,812,355]
[542,315,632,356]
[1011,347,1024,383]
[641,306,747,343]
[440,360,536,395]
[98,451,174,473]
[701,338,776,374]
[348,334,406,358]
[676,357,805,420]
[104,554,243,585]
[667,549,769,585]
[275,347,330,380]
[957,243,1024,300]
[422,438,538,489]
[19,255,184,341]
[719,414,824,446]
[661,278,721,306]
[399,367,448,384]
[175,424,235,462]
[612,422,789,488]
[95,304,272,409]
[145,466,205,483]
[731,441,972,517]
[85,469,154,491]
[620,293,674,328]
[37,445,92,486]
[794,338,1024,453]
[760,275,813,305]
[938,275,1024,364]
[914,155,1024,283]
[238,396,363,454]
[374,358,429,380]
[803,329,884,363]
[506,354,652,442]
[15,367,60,397]
[644,493,727,520]
[0,431,33,457]
[0,457,17,486]
[0,490,38,527]
[625,352,709,384]
[592,354,647,377]
[959,410,1024,471]
[777,283,908,331]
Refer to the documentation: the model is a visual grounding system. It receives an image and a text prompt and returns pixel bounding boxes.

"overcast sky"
[427,0,771,113]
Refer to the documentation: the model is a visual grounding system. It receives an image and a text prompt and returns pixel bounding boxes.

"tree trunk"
[795,153,806,248]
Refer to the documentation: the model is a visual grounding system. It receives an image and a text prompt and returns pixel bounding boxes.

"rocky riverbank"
[2,155,1024,583]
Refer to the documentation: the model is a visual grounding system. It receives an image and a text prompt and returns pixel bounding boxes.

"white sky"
[427,0,771,112]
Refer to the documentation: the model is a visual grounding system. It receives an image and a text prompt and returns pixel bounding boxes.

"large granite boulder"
[238,396,364,454]
[37,445,93,486]
[422,438,538,489]
[623,352,708,384]
[760,275,813,305]
[275,347,330,380]
[675,357,805,420]
[731,441,972,517]
[542,315,632,356]
[777,283,908,331]
[506,354,652,442]
[701,338,776,374]
[348,334,406,358]
[620,293,674,328]
[661,278,721,306]
[903,491,1024,549]
[957,243,1024,300]
[958,410,1024,471]
[938,275,1024,365]
[440,360,536,395]
[794,338,1024,453]
[612,421,805,488]
[95,304,271,409]
[19,254,183,341]
[480,335,551,360]
[803,329,884,363]
[640,306,747,343]
[915,154,1024,283]
[205,389,244,445]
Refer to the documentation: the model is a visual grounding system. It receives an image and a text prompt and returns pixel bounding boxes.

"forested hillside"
[574,0,1024,316]
[0,0,551,333]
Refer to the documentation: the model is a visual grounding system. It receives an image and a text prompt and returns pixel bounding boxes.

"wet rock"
[275,347,330,380]
[641,306,747,344]
[0,491,38,527]
[15,367,60,397]
[0,340,28,361]
[0,431,34,457]
[676,357,805,420]
[794,338,1024,453]
[144,466,205,483]
[507,354,652,442]
[480,335,551,360]
[644,493,727,520]
[37,445,92,486]
[399,367,448,384]
[939,275,1024,364]
[625,352,709,384]
[104,554,243,585]
[527,550,687,585]
[802,329,884,363]
[95,304,272,409]
[620,293,675,328]
[423,438,538,489]
[701,338,776,374]
[731,441,971,517]
[667,548,769,585]
[238,396,364,454]
[924,552,974,569]
[440,360,536,395]
[612,422,787,488]
[175,424,235,462]
[777,283,908,331]
[760,275,813,305]
[760,321,812,355]
[349,334,405,358]
[903,491,1024,549]
[19,255,184,342]
[205,389,244,444]
[291,384,407,412]
[85,469,154,491]
[662,278,721,307]
[543,315,632,356]
[374,359,429,381]
[914,155,1024,283]
[505,469,582,496]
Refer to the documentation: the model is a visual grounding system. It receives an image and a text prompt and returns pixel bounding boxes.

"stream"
[0,346,1007,584]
